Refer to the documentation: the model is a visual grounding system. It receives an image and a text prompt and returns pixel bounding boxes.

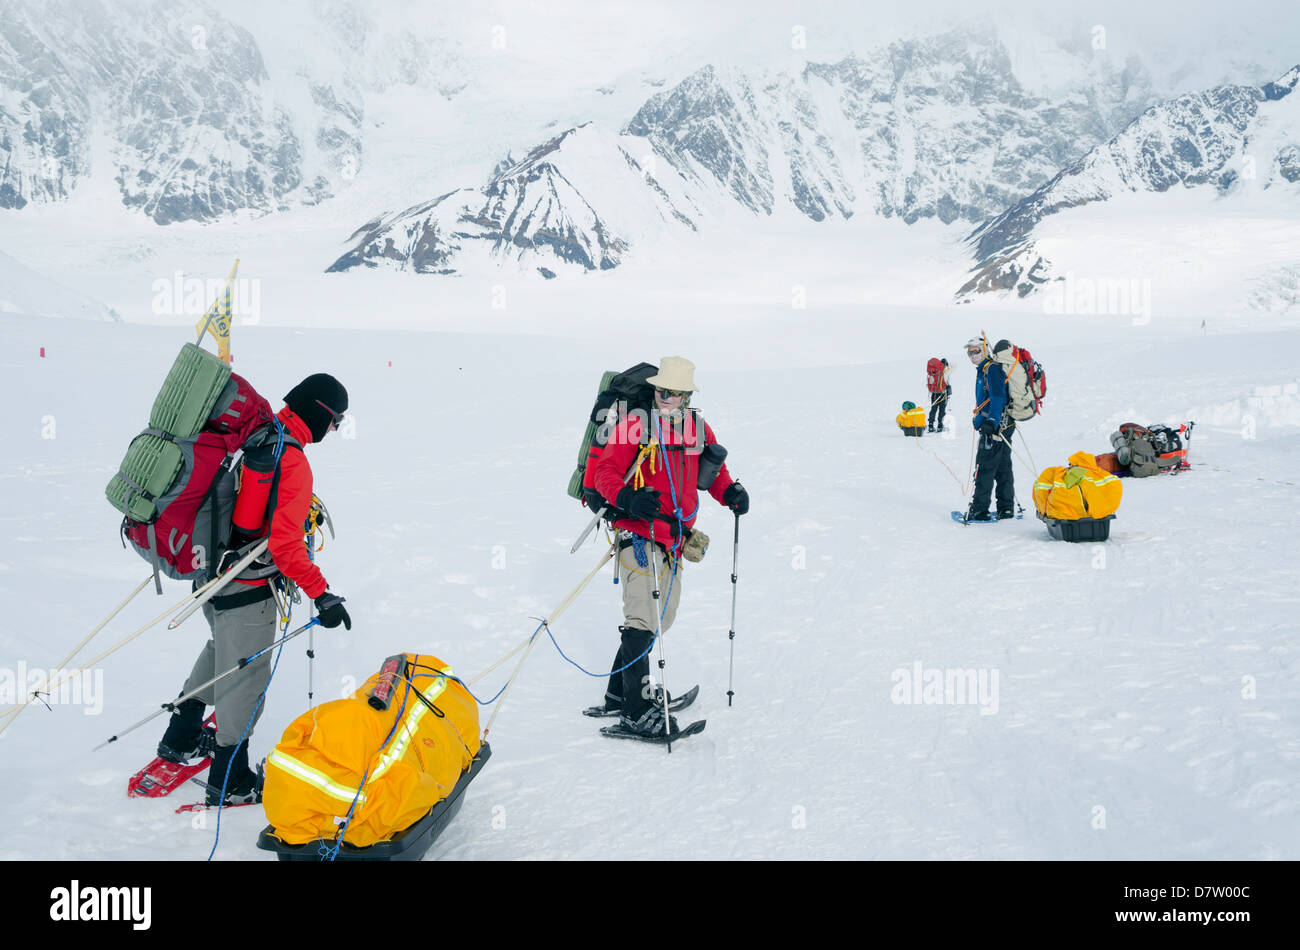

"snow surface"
[0,273,1297,859]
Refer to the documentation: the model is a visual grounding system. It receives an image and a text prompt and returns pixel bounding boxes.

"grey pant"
[184,594,277,746]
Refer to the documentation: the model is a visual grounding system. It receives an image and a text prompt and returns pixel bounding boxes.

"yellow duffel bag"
[1032,451,1123,521]
[263,652,480,848]
[896,404,927,436]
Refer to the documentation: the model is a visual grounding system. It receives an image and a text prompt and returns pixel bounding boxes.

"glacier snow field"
[1,303,1297,860]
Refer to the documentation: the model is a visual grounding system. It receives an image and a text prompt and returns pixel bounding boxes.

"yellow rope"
[630,441,655,490]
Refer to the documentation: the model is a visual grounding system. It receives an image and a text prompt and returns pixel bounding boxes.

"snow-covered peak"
[327,123,697,276]
[627,24,1166,227]
[958,65,1300,299]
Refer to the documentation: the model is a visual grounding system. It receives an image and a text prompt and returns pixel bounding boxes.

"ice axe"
[569,443,655,553]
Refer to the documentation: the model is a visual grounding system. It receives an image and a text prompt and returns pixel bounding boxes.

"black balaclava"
[284,374,348,443]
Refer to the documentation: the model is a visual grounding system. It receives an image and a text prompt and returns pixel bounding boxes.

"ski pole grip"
[367,654,408,711]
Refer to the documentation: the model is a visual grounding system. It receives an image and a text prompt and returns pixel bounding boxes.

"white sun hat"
[646,356,699,393]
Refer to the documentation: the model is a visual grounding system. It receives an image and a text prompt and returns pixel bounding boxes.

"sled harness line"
[477,543,616,740]
[910,435,969,500]
[468,496,685,736]
[1,543,271,735]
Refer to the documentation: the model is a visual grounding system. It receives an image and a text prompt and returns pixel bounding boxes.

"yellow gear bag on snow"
[263,652,480,848]
[1032,451,1123,521]
[896,407,927,434]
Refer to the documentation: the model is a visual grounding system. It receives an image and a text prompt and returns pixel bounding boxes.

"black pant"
[928,391,947,429]
[606,626,654,718]
[970,424,1015,515]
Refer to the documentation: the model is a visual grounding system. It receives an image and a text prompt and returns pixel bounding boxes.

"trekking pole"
[167,539,270,629]
[727,512,739,707]
[965,427,978,496]
[994,431,1038,480]
[481,543,616,737]
[94,619,320,751]
[0,568,243,732]
[649,526,673,753]
[307,620,315,706]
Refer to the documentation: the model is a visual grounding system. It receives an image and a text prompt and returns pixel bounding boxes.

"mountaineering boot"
[965,510,993,523]
[603,626,677,715]
[205,742,263,806]
[997,509,1015,520]
[620,703,680,739]
[157,697,213,763]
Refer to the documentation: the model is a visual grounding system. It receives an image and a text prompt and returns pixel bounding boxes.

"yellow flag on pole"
[195,259,239,364]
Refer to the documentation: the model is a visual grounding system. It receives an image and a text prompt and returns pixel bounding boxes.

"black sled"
[1036,512,1115,542]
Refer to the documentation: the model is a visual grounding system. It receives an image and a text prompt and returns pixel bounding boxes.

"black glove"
[615,485,662,521]
[979,419,999,437]
[314,591,351,630]
[723,481,749,516]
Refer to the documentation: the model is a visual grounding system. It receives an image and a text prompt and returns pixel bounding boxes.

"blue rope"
[656,416,696,554]
[272,417,285,461]
[538,534,678,678]
[321,674,411,862]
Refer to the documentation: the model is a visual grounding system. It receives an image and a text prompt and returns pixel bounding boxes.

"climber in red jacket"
[591,356,748,739]
[157,374,351,805]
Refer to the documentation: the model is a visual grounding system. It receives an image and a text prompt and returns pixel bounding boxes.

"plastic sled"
[1036,512,1115,542]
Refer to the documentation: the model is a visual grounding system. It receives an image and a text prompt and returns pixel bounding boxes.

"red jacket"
[233,407,328,599]
[592,410,734,548]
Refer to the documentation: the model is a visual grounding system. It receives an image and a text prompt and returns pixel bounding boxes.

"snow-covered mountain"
[0,2,97,208]
[0,0,465,223]
[327,124,697,277]
[329,23,1174,276]
[626,26,1162,227]
[957,65,1300,299]
[4,3,1295,293]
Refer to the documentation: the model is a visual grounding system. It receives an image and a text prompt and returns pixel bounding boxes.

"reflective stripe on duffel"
[266,663,456,805]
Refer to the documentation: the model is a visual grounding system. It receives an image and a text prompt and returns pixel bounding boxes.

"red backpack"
[925,358,944,394]
[118,373,275,586]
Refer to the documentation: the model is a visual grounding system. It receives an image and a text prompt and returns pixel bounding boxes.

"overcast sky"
[455,0,1300,86]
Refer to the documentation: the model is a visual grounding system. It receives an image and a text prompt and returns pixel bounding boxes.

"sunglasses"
[315,399,344,430]
[656,388,688,399]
